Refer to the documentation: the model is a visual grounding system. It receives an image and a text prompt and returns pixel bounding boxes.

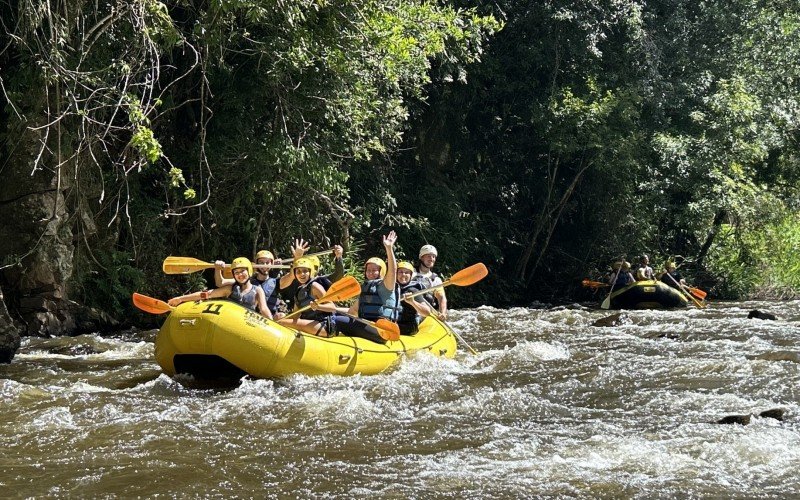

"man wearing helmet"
[412,244,448,320]
[214,249,285,319]
[167,257,272,318]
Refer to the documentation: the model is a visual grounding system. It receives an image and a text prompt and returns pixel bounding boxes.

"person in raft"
[167,257,272,319]
[277,257,339,337]
[214,249,285,319]
[335,230,403,343]
[634,254,654,281]
[412,244,448,319]
[608,260,635,287]
[396,260,432,336]
[659,261,687,290]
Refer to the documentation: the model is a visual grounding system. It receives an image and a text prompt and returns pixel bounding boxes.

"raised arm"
[214,260,234,287]
[382,231,397,291]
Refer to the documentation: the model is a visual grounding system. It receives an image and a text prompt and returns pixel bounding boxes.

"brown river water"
[2,300,800,498]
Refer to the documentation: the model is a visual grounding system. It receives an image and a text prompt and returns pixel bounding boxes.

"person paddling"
[278,257,338,337]
[659,261,687,290]
[215,250,285,319]
[397,260,432,335]
[412,244,448,319]
[167,257,272,319]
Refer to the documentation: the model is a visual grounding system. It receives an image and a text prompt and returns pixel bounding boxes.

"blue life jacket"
[229,282,257,311]
[294,278,329,321]
[358,279,401,322]
[252,276,280,314]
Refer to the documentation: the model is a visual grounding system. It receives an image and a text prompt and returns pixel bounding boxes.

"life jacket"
[615,273,634,287]
[229,282,258,311]
[294,278,328,321]
[397,281,425,329]
[358,279,401,322]
[410,271,440,309]
[252,276,280,314]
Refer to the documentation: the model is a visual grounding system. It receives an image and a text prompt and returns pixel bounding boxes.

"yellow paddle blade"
[132,293,173,315]
[162,256,214,274]
[374,319,400,341]
[448,263,489,287]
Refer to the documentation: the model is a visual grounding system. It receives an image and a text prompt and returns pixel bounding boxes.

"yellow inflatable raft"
[154,299,458,379]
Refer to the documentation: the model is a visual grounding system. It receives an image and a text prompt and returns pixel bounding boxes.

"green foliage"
[705,214,800,299]
[77,251,146,318]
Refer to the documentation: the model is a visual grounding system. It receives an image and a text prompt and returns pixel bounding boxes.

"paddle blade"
[317,275,361,303]
[582,279,608,288]
[163,256,214,275]
[375,319,400,341]
[688,287,707,299]
[600,295,611,310]
[448,263,488,287]
[132,293,173,315]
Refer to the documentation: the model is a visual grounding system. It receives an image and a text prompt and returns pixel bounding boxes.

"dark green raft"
[604,280,689,309]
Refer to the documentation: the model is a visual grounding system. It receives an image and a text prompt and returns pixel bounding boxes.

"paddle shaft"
[601,266,622,310]
[430,310,477,355]
[664,271,706,308]
[281,248,338,264]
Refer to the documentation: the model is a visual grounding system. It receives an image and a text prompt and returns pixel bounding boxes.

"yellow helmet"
[397,261,415,273]
[255,250,274,261]
[308,255,321,274]
[365,257,386,278]
[293,257,317,277]
[231,257,253,276]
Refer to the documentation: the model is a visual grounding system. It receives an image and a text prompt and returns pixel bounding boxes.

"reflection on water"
[2,301,800,497]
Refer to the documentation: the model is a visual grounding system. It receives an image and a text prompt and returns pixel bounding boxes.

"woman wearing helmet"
[167,257,272,319]
[607,260,635,287]
[332,230,401,343]
[278,257,338,337]
[396,260,432,335]
[412,243,448,319]
[214,250,285,319]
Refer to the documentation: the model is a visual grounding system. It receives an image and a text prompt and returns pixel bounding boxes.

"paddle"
[687,286,707,300]
[601,265,622,310]
[282,276,361,320]
[401,263,489,301]
[582,279,609,288]
[663,272,706,309]
[429,309,478,355]
[132,293,174,315]
[281,248,338,264]
[162,256,290,275]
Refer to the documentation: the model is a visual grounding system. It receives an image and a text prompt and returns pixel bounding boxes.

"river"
[2,300,800,497]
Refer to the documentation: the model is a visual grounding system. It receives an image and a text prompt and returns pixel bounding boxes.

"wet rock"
[592,312,631,327]
[0,286,22,363]
[748,310,777,320]
[716,414,751,425]
[715,408,786,425]
[759,408,785,421]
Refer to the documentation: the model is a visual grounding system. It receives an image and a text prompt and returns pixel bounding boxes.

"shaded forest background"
[1,0,799,332]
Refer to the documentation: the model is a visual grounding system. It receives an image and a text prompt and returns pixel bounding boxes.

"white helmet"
[419,244,438,258]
